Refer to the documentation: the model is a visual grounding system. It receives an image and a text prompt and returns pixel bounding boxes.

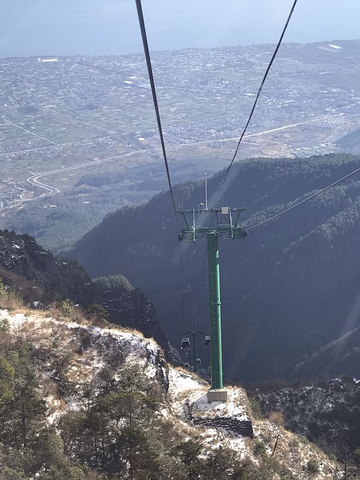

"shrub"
[269,410,285,427]
[307,458,319,475]
[249,397,264,420]
[254,440,266,456]
[86,303,109,327]
[0,318,9,333]
[79,329,91,351]
[58,300,85,324]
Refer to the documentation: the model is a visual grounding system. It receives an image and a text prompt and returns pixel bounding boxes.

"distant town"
[1,40,360,249]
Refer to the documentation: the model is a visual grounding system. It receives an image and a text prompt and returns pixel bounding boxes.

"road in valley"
[17,114,334,206]
[26,158,103,195]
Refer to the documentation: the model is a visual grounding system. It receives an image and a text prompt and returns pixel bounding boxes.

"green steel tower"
[178,207,247,401]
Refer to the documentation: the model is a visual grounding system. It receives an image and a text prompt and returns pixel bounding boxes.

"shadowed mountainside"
[68,153,360,383]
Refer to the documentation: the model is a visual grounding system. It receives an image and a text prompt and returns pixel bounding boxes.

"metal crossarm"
[178,208,247,243]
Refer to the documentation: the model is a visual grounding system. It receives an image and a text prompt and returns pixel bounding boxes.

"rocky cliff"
[0,229,174,362]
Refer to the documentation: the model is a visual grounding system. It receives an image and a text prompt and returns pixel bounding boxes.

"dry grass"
[174,365,208,384]
[11,307,35,315]
[0,267,44,305]
[268,410,285,427]
[174,386,208,405]
[103,324,146,337]
[48,301,88,325]
[0,290,24,310]
[88,315,109,328]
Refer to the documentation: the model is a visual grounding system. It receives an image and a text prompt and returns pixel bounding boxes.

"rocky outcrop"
[0,229,175,363]
[193,417,254,438]
[0,229,93,305]
[93,275,176,364]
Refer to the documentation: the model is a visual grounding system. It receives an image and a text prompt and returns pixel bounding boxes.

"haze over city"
[0,0,359,58]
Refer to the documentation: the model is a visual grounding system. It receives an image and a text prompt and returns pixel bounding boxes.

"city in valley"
[1,40,360,251]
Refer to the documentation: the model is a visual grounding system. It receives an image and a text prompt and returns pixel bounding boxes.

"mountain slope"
[68,153,360,383]
[249,376,360,475]
[0,229,174,361]
[0,308,343,479]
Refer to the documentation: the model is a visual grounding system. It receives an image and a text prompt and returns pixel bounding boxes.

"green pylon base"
[207,389,228,403]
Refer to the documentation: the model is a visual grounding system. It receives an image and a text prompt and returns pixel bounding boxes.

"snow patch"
[168,367,202,398]
[328,44,342,50]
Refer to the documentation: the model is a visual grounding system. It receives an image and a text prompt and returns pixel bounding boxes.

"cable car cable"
[224,162,360,290]
[135,0,177,215]
[247,164,360,231]
[215,0,299,202]
[135,0,189,335]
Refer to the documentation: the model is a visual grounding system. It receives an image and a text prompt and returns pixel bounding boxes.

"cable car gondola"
[181,337,190,349]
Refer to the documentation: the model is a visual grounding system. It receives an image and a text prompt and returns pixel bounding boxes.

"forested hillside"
[69,153,360,383]
[247,376,360,474]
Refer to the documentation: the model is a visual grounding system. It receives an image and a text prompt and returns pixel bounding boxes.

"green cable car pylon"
[178,206,247,402]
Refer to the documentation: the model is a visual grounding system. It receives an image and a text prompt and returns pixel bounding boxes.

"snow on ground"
[1,308,167,423]
[168,366,205,405]
[168,361,342,477]
[0,309,162,378]
[0,309,343,478]
[191,386,249,419]
[167,366,250,457]
[168,367,249,421]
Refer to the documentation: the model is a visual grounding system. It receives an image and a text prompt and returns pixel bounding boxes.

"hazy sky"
[0,0,359,58]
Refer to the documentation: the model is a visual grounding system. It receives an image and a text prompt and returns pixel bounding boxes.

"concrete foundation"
[207,389,228,403]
